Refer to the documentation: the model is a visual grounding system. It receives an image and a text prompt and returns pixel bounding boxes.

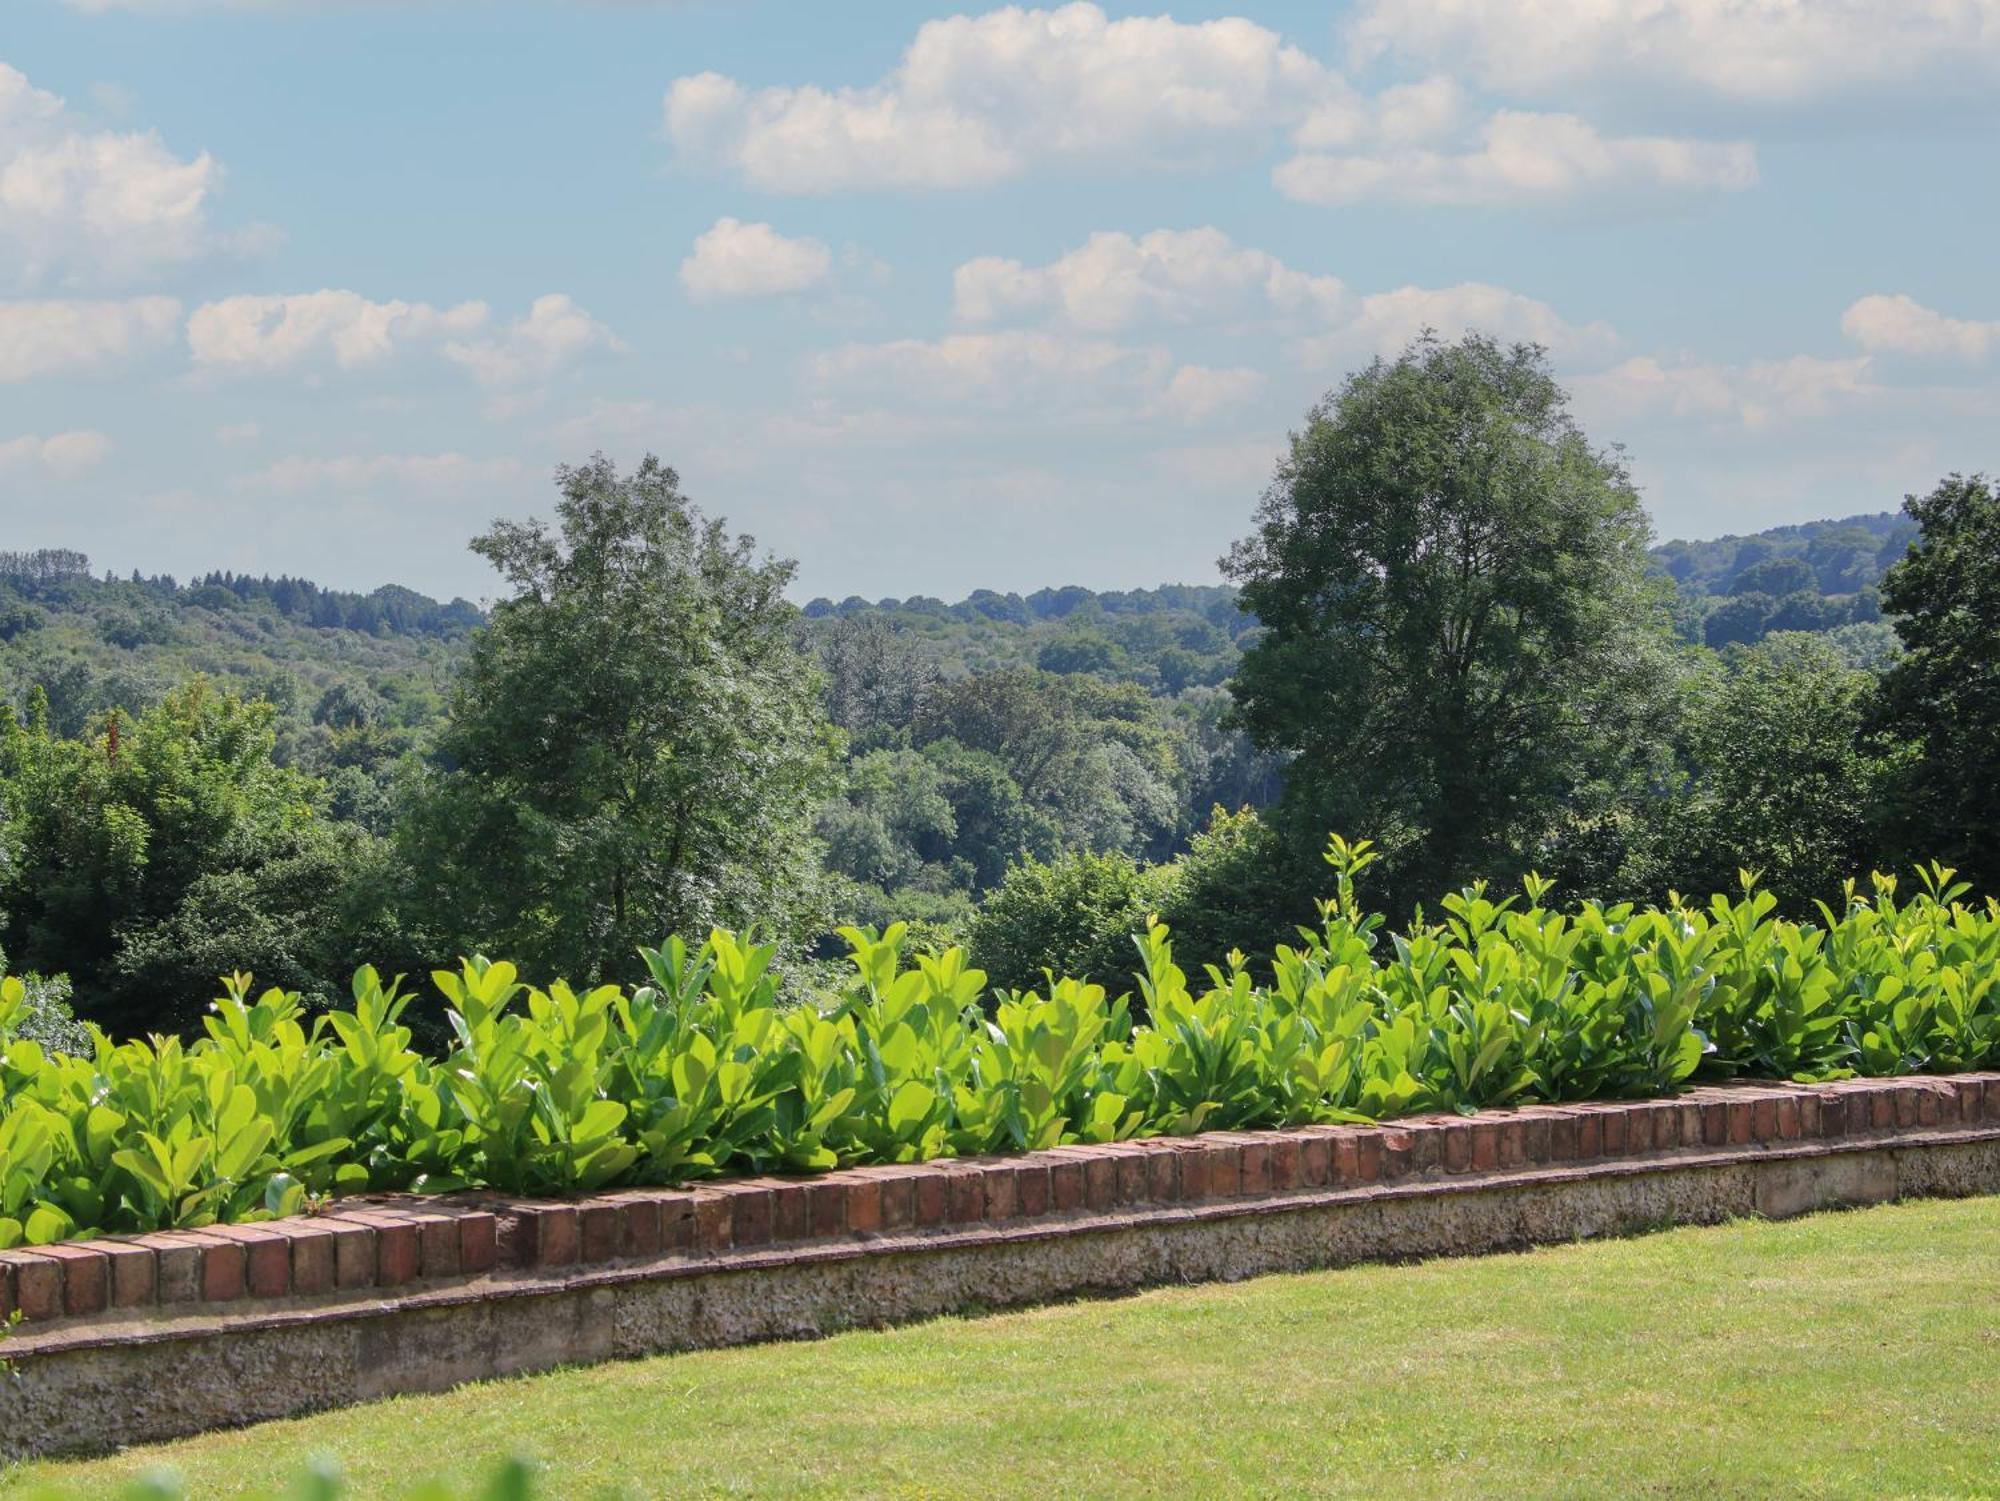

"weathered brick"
[0,1255,15,1319]
[1201,1140,1244,1197]
[403,1211,463,1278]
[138,1232,204,1303]
[764,1184,809,1243]
[1818,1092,1849,1138]
[804,1178,847,1238]
[266,1222,336,1297]
[871,1170,917,1232]
[1796,1093,1821,1140]
[995,1160,1035,1219]
[1292,1131,1332,1188]
[1916,1085,1942,1127]
[844,1175,884,1234]
[1516,1112,1553,1163]
[196,1233,247,1302]
[1354,1131,1385,1183]
[3,1251,62,1321]
[511,1205,579,1270]
[1593,1107,1625,1157]
[1700,1098,1729,1146]
[691,1189,735,1250]
[1751,1094,1779,1142]
[945,1162,987,1223]
[1947,1077,1984,1124]
[1545,1111,1579,1163]
[202,1224,290,1299]
[1726,1099,1755,1146]
[458,1210,500,1272]
[1775,1096,1801,1141]
[1377,1129,1415,1180]
[1469,1119,1503,1172]
[1080,1150,1120,1211]
[1623,1105,1655,1155]
[1236,1138,1273,1196]
[1439,1121,1473,1173]
[94,1239,158,1309]
[41,1243,110,1316]
[1048,1154,1087,1212]
[322,1218,376,1289]
[912,1166,951,1226]
[329,1212,418,1285]
[1171,1141,1212,1201]
[578,1199,624,1263]
[1111,1144,1153,1205]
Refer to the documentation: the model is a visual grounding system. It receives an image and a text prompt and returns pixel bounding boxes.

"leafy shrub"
[1,847,1996,1249]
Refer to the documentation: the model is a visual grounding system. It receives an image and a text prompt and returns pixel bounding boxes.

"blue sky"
[3,1,1996,604]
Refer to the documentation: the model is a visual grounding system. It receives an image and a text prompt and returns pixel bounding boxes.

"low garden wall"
[5,1073,2000,1459]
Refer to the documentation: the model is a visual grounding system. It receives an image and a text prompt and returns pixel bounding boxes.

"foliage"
[393,455,843,984]
[969,848,1179,995]
[0,681,377,1034]
[1878,473,2000,891]
[2,848,1996,1249]
[1226,333,1679,913]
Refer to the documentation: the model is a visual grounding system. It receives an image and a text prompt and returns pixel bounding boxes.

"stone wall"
[4,1074,1998,1459]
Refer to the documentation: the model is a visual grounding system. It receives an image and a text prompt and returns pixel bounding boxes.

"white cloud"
[0,429,112,473]
[954,227,1345,332]
[185,289,617,388]
[0,295,180,380]
[1155,364,1267,423]
[1298,281,1622,364]
[1276,110,1755,207]
[241,451,523,492]
[680,218,833,302]
[442,294,621,387]
[665,3,1338,192]
[809,329,1171,408]
[1347,0,2000,105]
[0,62,227,285]
[1571,353,1880,431]
[186,289,488,372]
[1842,293,2000,363]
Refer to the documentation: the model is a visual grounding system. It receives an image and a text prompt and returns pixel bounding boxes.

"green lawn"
[7,1198,2000,1500]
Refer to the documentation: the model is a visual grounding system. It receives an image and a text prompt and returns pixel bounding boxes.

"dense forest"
[1,334,1993,1040]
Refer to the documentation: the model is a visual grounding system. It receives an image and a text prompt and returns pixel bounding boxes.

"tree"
[968,849,1177,995]
[0,680,367,1033]
[396,455,841,983]
[1649,635,1902,910]
[1878,473,2000,885]
[1225,333,1675,911]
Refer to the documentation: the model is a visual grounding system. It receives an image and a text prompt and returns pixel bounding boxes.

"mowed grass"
[7,1198,2000,1500]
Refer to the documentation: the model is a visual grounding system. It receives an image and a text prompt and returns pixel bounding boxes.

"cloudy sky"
[3,1,1996,603]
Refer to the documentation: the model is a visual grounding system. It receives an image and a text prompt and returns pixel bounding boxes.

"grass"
[6,1198,2000,1499]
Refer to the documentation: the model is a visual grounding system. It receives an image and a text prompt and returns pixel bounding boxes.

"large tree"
[397,456,841,983]
[1225,333,1675,909]
[1878,473,2000,886]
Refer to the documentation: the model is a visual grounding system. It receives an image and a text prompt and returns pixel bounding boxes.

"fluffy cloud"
[809,329,1172,408]
[0,429,112,473]
[187,289,488,372]
[0,62,225,285]
[442,294,622,387]
[954,227,1345,332]
[1292,281,1621,366]
[665,3,1338,192]
[241,451,523,492]
[663,5,1754,209]
[0,295,180,380]
[1571,353,1880,431]
[680,218,833,302]
[1155,365,1267,423]
[1842,293,2000,363]
[1347,0,2000,104]
[1276,110,1755,207]
[185,289,617,387]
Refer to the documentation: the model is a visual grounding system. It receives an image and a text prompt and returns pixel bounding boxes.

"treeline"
[0,334,1994,1041]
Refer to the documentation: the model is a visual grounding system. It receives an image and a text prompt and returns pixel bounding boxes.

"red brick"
[1377,1129,1415,1180]
[945,1162,987,1223]
[1775,1096,1801,1141]
[764,1183,808,1243]
[1796,1093,1821,1140]
[511,1205,579,1269]
[1545,1111,1579,1162]
[1648,1102,1681,1151]
[1111,1144,1153,1204]
[1752,1094,1779,1142]
[1236,1138,1273,1196]
[459,1210,500,1272]
[41,1243,110,1316]
[1700,1099,1729,1146]
[1595,1107,1627,1157]
[1441,1121,1474,1173]
[1872,1086,1898,1130]
[912,1165,950,1226]
[803,1178,847,1238]
[691,1189,735,1250]
[196,1233,247,1302]
[1080,1150,1119,1210]
[658,1193,695,1252]
[1354,1131,1385,1182]
[329,1212,418,1285]
[1048,1154,1087,1212]
[94,1239,158,1309]
[605,1193,664,1257]
[1204,1140,1245,1197]
[135,1232,204,1303]
[1916,1085,1942,1127]
[1947,1078,1984,1124]
[322,1218,376,1289]
[1623,1105,1655,1155]
[871,1169,918,1231]
[991,1160,1032,1220]
[578,1199,624,1262]
[256,1222,332,1297]
[1292,1131,1332,1188]
[3,1251,62,1321]
[202,1224,290,1299]
[1515,1112,1553,1163]
[1726,1099,1754,1146]
[1986,1078,2000,1122]
[1170,1141,1211,1201]
[1893,1085,1919,1128]
[1470,1120,1502,1171]
[409,1211,465,1278]
[844,1175,883,1234]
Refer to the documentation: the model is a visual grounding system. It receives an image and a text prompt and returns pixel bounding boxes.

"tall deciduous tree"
[1225,333,1675,910]
[1878,473,2000,886]
[399,455,840,982]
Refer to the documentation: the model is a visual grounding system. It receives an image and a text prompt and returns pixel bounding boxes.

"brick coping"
[5,1072,1998,1342]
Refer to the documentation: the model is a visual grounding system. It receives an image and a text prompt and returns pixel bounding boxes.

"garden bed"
[5,1072,1999,1460]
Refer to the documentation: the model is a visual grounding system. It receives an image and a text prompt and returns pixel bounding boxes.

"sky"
[2,1,1997,606]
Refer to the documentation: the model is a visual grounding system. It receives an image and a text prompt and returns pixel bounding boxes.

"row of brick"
[5,1073,1996,1329]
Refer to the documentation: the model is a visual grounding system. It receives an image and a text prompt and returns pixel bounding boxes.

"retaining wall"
[5,1074,2000,1459]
